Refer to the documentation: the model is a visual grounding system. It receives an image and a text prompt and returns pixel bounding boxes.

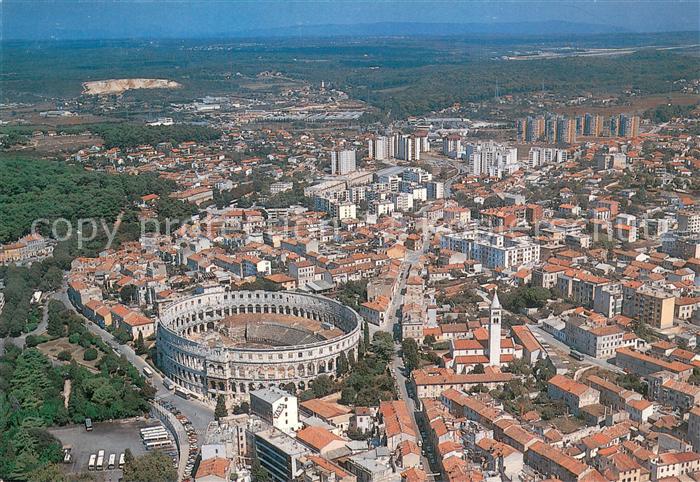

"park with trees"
[0,299,154,481]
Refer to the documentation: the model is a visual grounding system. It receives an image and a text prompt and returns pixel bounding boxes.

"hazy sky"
[2,0,699,40]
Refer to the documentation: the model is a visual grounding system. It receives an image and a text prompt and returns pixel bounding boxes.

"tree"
[363,321,370,349]
[617,373,648,396]
[83,348,98,361]
[311,375,335,398]
[28,463,71,482]
[123,448,135,469]
[233,401,249,415]
[401,338,420,372]
[251,457,270,482]
[57,350,72,361]
[122,452,177,482]
[340,387,357,405]
[215,395,228,420]
[471,363,485,374]
[423,334,437,346]
[347,349,356,367]
[336,351,349,377]
[135,332,147,355]
[120,285,139,305]
[371,332,395,361]
[47,311,64,338]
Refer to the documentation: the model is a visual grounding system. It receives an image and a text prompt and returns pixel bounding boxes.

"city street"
[529,324,624,375]
[386,220,435,476]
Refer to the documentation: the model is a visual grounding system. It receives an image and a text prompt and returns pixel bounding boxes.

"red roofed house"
[295,426,347,457]
[380,400,417,450]
[195,457,231,482]
[547,375,600,416]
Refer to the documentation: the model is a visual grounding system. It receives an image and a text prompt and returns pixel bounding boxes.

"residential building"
[250,387,301,435]
[331,149,357,176]
[441,230,540,270]
[547,374,600,415]
[622,284,675,329]
[615,348,693,380]
[252,427,311,482]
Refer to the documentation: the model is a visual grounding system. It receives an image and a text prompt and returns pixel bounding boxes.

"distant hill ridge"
[233,20,632,38]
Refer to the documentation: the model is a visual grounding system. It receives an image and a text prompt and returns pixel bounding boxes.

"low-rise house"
[380,400,417,450]
[195,457,231,482]
[295,426,347,457]
[650,452,700,481]
[616,348,693,380]
[547,374,600,416]
[412,367,516,399]
[646,370,700,411]
[359,296,391,327]
[475,437,523,480]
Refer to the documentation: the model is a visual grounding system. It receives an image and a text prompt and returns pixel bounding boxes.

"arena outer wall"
[156,287,362,405]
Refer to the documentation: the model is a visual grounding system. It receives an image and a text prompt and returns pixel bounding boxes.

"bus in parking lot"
[96,450,105,470]
[108,453,116,469]
[88,454,96,471]
[119,453,125,469]
[145,439,173,450]
[143,431,170,442]
[84,418,93,431]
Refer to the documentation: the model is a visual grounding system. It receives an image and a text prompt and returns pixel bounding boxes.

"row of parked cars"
[156,400,200,480]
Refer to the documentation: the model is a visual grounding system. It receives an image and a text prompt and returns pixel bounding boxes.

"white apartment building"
[371,199,395,217]
[334,202,357,221]
[250,387,301,435]
[393,192,414,212]
[394,134,421,161]
[527,147,568,168]
[402,167,432,183]
[427,181,445,200]
[465,142,519,178]
[678,211,700,233]
[270,181,293,194]
[440,230,541,270]
[330,149,357,176]
[368,135,394,161]
[443,135,462,158]
[564,316,626,359]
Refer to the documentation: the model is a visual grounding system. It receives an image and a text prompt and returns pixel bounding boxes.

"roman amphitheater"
[156,287,362,403]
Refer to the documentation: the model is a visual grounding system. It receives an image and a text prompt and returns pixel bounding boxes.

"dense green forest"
[0,156,193,243]
[0,156,197,335]
[0,123,221,150]
[89,123,221,149]
[644,103,698,123]
[1,34,698,117]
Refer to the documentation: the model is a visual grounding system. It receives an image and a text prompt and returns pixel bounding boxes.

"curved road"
[0,298,50,355]
[52,285,215,442]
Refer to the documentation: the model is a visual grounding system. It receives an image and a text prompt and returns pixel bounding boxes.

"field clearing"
[555,93,700,116]
[38,338,101,372]
[28,134,103,152]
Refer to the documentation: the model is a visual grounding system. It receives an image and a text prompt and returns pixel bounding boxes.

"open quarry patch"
[82,78,181,95]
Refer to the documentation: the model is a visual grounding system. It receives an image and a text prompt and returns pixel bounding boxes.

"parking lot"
[48,416,173,479]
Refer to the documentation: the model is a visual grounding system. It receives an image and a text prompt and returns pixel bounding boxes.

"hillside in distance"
[1,31,698,118]
[229,20,633,38]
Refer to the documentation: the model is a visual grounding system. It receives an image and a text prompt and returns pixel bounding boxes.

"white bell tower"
[488,292,502,366]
